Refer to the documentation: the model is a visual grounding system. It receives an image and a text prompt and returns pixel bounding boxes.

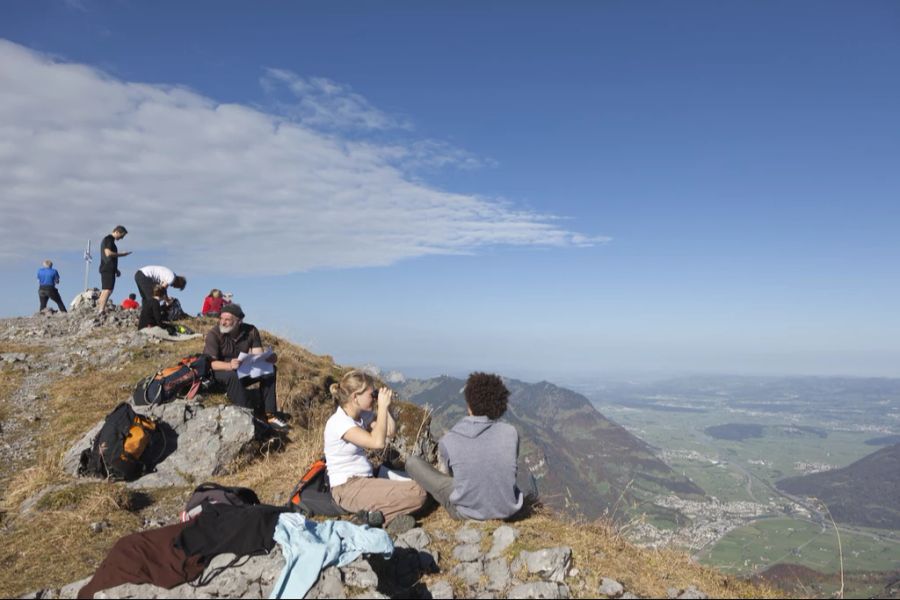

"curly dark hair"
[464,372,509,420]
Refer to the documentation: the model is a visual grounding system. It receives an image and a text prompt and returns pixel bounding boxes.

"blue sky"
[1,1,899,379]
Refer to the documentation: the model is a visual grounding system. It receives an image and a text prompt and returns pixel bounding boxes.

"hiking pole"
[83,240,92,291]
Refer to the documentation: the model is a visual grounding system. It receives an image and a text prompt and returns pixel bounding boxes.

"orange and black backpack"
[287,458,348,517]
[79,403,162,481]
[133,354,211,406]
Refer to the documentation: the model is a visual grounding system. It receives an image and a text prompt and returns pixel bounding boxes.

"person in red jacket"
[201,289,225,317]
[121,293,140,310]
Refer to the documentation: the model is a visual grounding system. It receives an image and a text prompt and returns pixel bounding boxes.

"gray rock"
[507,582,570,599]
[59,577,91,598]
[428,579,455,599]
[484,557,510,592]
[666,588,680,599]
[511,547,572,583]
[677,586,708,599]
[90,521,109,534]
[394,527,431,551]
[306,566,346,599]
[452,543,482,563]
[1,352,27,362]
[339,558,379,589]
[455,525,483,544]
[450,559,484,587]
[621,593,640,599]
[599,577,625,598]
[64,400,259,488]
[487,525,518,558]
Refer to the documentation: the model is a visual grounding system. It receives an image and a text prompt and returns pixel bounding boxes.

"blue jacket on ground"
[37,267,60,287]
[269,513,393,599]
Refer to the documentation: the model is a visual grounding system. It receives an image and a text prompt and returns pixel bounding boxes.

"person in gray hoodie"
[406,372,537,520]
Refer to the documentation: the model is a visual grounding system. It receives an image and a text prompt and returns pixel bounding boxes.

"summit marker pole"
[83,240,92,291]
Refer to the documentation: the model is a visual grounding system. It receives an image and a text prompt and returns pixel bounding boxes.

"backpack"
[133,354,211,406]
[79,403,161,481]
[166,298,188,321]
[181,482,261,522]
[287,458,348,517]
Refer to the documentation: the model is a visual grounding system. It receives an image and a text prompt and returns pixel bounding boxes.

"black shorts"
[100,269,116,290]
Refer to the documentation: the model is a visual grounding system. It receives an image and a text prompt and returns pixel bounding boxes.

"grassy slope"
[0,322,782,599]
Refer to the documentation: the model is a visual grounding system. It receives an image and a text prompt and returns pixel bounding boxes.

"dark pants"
[211,367,277,414]
[405,455,539,520]
[38,285,67,312]
[135,271,158,329]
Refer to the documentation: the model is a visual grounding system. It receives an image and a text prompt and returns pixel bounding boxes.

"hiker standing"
[36,260,67,313]
[203,304,288,431]
[133,265,187,330]
[96,225,131,314]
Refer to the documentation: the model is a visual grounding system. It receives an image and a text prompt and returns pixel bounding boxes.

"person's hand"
[377,387,393,410]
[265,352,278,364]
[120,251,132,257]
[115,269,121,277]
[230,358,241,370]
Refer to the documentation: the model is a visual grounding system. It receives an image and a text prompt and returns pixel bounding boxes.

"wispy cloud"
[261,68,412,132]
[0,39,608,276]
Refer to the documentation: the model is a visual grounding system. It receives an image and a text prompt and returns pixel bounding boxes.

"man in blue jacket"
[37,260,67,313]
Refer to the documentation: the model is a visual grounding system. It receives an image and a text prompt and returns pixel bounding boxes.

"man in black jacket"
[203,304,288,431]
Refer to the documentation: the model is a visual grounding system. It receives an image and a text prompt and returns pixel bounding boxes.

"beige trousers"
[331,476,427,524]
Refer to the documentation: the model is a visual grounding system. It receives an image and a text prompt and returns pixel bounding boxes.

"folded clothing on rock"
[174,503,290,566]
[77,521,204,599]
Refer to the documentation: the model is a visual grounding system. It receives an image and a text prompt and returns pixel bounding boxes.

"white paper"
[236,349,275,379]
[377,465,412,482]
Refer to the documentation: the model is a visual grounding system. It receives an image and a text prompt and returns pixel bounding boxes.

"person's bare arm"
[341,389,392,450]
[211,358,241,371]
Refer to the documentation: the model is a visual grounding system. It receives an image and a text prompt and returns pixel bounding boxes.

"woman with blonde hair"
[324,370,426,532]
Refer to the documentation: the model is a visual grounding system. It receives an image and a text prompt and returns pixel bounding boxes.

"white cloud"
[261,68,412,132]
[0,39,608,276]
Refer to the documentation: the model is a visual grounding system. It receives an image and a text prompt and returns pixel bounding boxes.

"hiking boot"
[265,414,290,432]
[353,510,385,528]
[385,514,416,536]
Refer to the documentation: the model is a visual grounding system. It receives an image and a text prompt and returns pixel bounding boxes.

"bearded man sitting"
[203,304,289,431]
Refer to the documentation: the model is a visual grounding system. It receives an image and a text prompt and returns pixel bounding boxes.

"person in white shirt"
[324,370,426,529]
[134,265,186,331]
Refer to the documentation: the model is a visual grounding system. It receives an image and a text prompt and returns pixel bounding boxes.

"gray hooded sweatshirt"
[439,416,524,520]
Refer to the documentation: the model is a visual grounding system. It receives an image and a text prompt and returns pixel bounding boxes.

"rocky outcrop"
[62,399,264,488]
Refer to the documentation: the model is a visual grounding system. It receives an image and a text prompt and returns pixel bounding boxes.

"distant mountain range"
[776,443,900,529]
[396,375,704,521]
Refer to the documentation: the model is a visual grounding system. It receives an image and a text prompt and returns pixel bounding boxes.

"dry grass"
[0,483,148,597]
[0,341,52,357]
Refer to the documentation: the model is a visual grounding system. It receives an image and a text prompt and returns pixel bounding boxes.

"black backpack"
[287,458,348,517]
[166,298,188,321]
[79,403,161,481]
[133,354,211,406]
[181,482,261,522]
